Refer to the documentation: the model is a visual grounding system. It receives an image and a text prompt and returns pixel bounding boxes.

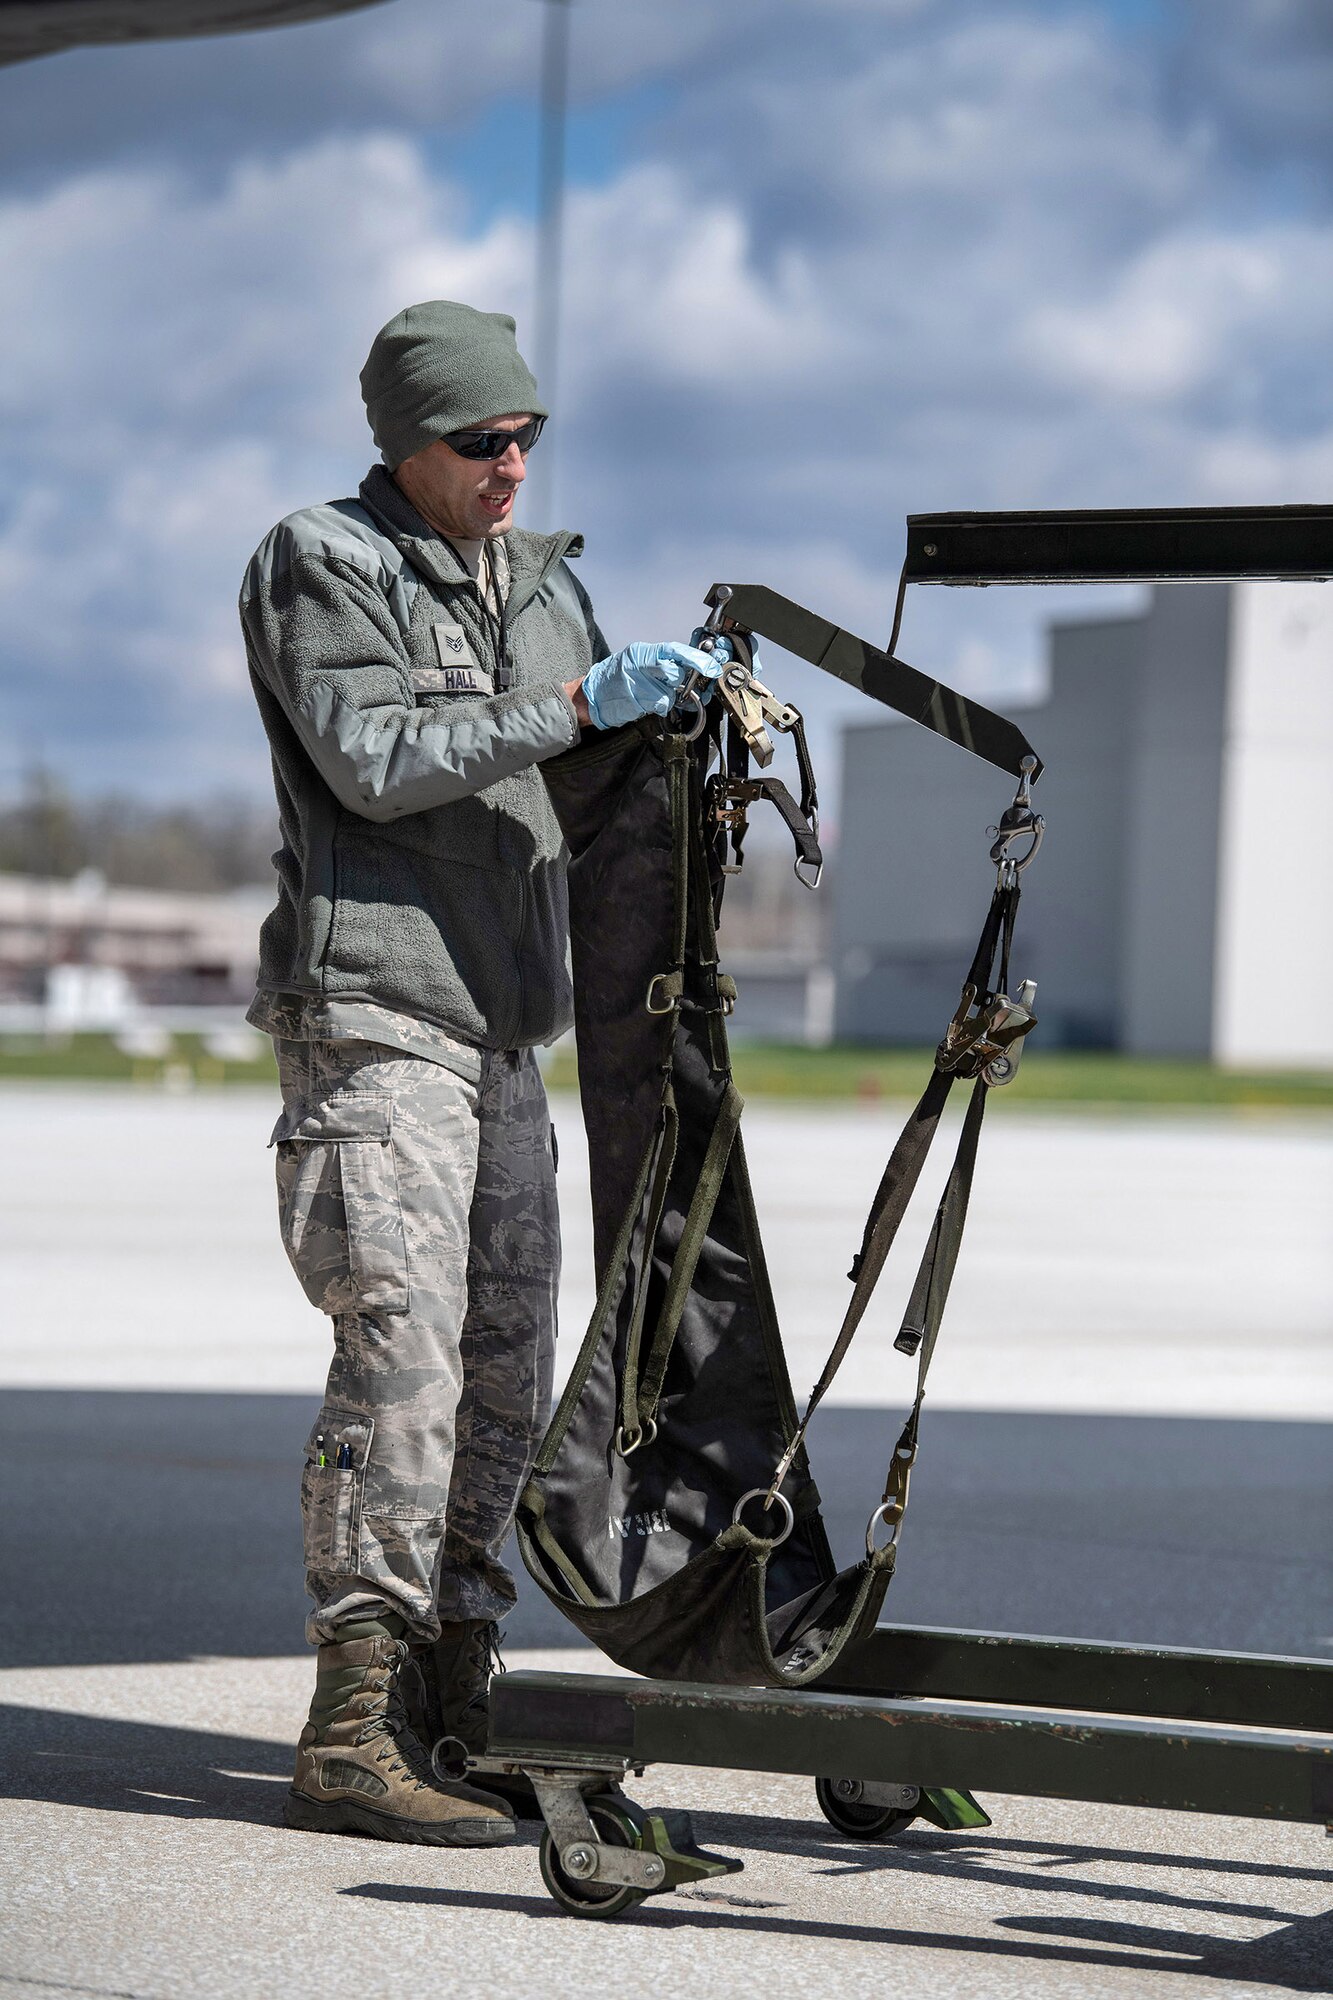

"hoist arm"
[902,504,1333,586]
[712,583,1042,782]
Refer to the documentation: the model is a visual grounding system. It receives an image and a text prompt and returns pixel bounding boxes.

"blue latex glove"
[582,641,725,731]
[690,628,760,674]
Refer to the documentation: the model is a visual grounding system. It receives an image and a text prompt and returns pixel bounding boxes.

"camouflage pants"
[270,1038,559,1644]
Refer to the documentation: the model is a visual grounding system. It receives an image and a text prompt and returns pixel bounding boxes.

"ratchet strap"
[767,873,1028,1518]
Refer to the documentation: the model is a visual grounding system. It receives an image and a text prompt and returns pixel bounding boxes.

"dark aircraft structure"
[0,0,387,66]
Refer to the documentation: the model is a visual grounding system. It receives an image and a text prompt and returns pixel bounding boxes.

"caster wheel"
[539,1799,648,1919]
[815,1775,918,1841]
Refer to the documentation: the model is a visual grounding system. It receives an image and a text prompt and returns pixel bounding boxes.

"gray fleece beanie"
[360,300,547,469]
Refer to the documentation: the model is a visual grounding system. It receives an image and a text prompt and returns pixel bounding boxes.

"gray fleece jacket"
[240,465,607,1051]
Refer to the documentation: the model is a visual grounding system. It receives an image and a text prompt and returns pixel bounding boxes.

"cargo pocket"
[271,1094,410,1315]
[301,1409,374,1574]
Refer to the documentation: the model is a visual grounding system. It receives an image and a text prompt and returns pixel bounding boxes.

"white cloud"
[0,134,531,785]
[1024,222,1333,405]
[1,2,1331,805]
[558,166,850,399]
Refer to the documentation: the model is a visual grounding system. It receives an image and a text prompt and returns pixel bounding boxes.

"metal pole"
[530,0,571,530]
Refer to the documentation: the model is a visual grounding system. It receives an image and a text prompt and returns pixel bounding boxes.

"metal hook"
[669,584,733,738]
[672,686,708,741]
[988,756,1045,885]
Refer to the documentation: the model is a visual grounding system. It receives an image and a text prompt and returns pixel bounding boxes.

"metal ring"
[866,1501,902,1556]
[430,1734,470,1782]
[644,974,677,1015]
[731,1488,795,1546]
[670,688,707,741]
[615,1417,658,1459]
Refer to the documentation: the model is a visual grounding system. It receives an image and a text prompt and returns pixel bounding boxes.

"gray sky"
[0,0,1330,817]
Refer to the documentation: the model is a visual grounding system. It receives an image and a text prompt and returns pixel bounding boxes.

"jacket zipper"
[396,526,576,1051]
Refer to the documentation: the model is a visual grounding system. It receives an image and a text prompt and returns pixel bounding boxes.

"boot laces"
[455,1621,505,1732]
[356,1640,437,1791]
[430,1623,506,1778]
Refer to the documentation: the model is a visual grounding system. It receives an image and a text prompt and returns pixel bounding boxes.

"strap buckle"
[938,978,1038,1084]
[713,663,801,768]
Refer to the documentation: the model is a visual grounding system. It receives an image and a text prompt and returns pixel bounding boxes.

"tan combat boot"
[283,1618,515,1846]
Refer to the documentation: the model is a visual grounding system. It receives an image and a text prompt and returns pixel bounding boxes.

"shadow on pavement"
[3,1389,1330,1668]
[341,1878,1333,1988]
[0,1702,294,1827]
[3,1697,1328,1983]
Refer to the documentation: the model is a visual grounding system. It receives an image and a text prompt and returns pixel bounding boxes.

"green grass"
[546,1040,1333,1109]
[1,1033,1329,1109]
[0,1032,278,1088]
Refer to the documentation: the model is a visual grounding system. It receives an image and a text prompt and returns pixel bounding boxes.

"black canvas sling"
[519,656,1041,1688]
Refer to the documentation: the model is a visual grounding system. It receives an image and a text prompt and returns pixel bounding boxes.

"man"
[240,299,723,1847]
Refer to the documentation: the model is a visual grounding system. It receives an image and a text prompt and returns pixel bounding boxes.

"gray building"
[833,580,1333,1066]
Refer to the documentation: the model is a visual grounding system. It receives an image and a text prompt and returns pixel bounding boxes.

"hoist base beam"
[489,1653,1333,1828]
[824,1622,1332,1734]
[903,505,1333,585]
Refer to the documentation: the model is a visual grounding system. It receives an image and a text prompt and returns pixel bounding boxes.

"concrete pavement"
[3,1389,1329,1666]
[1,1082,1330,1996]
[4,1649,1332,2000]
[1,1084,1330,1414]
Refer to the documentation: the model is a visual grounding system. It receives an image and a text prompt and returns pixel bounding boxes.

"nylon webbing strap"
[533,1082,667,1476]
[879,1076,989,1530]
[668,737,691,974]
[720,711,751,873]
[766,1063,957,1500]
[765,864,1020,1507]
[753,777,823,874]
[618,733,697,1445]
[965,881,1018,998]
[646,734,692,1016]
[635,1080,744,1428]
[789,713,819,826]
[542,730,699,1468]
[618,1090,681,1442]
[629,746,748,1426]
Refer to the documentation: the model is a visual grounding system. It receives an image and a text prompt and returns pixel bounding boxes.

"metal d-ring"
[865,1501,903,1556]
[644,973,678,1015]
[615,1417,658,1458]
[732,1488,795,1546]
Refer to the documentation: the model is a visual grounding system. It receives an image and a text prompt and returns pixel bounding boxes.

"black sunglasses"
[442,416,546,461]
